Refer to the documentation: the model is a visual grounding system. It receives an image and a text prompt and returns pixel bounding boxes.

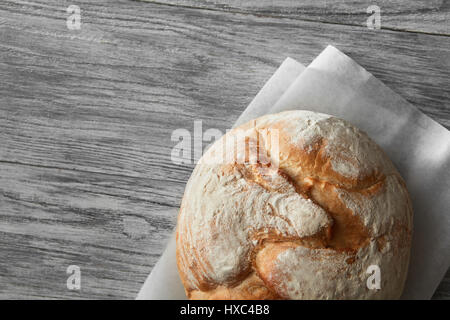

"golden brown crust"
[176,110,413,300]
[188,272,283,300]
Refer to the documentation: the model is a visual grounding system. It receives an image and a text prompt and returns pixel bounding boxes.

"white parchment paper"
[137,45,450,300]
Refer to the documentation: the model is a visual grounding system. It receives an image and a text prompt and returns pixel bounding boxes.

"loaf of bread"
[176,110,413,299]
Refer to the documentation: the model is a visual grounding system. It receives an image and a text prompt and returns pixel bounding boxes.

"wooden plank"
[434,269,450,299]
[0,0,448,299]
[0,162,179,299]
[0,0,448,179]
[140,0,450,35]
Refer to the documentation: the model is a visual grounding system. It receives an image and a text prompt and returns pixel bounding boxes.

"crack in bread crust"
[238,161,384,251]
[176,110,413,300]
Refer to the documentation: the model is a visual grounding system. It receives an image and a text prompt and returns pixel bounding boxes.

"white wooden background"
[0,0,448,299]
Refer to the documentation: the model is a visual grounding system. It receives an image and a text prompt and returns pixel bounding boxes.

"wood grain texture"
[0,0,449,299]
[141,0,450,34]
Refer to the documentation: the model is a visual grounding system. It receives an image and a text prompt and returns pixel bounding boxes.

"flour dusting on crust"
[176,110,413,300]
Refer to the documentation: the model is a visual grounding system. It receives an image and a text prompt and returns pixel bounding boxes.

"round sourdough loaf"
[176,110,413,300]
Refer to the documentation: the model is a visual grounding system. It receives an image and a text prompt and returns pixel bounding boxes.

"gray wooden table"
[0,0,449,299]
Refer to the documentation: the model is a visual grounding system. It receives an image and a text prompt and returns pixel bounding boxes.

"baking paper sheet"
[137,45,450,300]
